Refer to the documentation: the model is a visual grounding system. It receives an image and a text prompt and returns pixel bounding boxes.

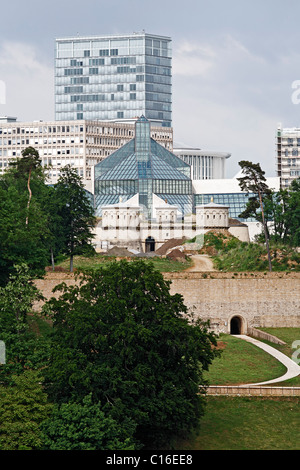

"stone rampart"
[34,271,300,334]
[164,272,300,334]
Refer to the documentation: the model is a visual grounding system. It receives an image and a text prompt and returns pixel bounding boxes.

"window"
[130,93,136,100]
[117,112,124,119]
[130,84,136,91]
[99,49,109,56]
[89,67,99,74]
[84,50,90,57]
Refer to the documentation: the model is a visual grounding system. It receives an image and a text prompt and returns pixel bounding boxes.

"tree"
[43,260,219,448]
[0,150,51,283]
[41,394,136,450]
[53,165,96,272]
[237,160,273,271]
[284,178,300,247]
[8,147,43,225]
[262,189,289,243]
[0,264,49,384]
[0,370,52,450]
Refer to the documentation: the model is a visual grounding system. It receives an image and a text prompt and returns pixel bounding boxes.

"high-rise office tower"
[276,124,300,188]
[55,32,172,127]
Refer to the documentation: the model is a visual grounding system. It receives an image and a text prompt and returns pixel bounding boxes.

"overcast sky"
[1,0,300,177]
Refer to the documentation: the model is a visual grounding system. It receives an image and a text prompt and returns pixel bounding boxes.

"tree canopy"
[237,160,273,271]
[43,260,219,448]
[0,149,96,283]
[51,165,96,272]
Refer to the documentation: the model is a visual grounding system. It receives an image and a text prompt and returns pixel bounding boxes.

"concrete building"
[193,174,280,240]
[173,147,231,180]
[55,32,172,127]
[0,118,172,192]
[276,124,300,188]
[93,117,250,252]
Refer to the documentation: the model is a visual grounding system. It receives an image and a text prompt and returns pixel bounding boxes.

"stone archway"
[230,316,245,335]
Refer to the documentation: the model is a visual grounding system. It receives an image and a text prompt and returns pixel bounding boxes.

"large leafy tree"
[0,264,49,384]
[0,370,52,450]
[284,177,300,247]
[43,260,219,448]
[237,160,273,271]
[41,394,136,450]
[0,148,51,283]
[53,165,96,272]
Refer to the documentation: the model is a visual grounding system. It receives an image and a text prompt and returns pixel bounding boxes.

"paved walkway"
[232,335,300,386]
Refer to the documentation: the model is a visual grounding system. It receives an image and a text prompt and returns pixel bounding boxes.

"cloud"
[172,36,284,177]
[173,41,216,77]
[0,41,54,120]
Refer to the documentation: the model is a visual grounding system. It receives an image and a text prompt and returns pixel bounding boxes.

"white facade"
[173,147,231,180]
[0,119,172,192]
[93,194,245,253]
[195,201,229,230]
[193,174,280,241]
[276,124,300,188]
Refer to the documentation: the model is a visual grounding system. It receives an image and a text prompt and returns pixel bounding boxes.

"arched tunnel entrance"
[230,316,243,335]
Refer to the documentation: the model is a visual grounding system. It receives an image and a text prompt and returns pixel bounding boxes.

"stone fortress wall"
[165,272,300,334]
[34,271,300,335]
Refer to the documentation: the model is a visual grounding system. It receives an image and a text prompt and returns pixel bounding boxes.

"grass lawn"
[55,254,192,273]
[254,328,300,386]
[176,396,300,450]
[204,334,287,385]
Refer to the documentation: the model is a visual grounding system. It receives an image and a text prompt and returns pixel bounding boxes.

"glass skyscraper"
[55,32,172,127]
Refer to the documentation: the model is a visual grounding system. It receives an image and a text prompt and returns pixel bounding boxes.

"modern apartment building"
[55,32,172,127]
[276,124,300,188]
[0,118,173,192]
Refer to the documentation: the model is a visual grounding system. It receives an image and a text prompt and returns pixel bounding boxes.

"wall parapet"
[247,327,286,345]
[207,385,300,396]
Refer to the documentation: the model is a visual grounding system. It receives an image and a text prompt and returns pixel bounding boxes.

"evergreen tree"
[53,165,96,272]
[238,160,273,271]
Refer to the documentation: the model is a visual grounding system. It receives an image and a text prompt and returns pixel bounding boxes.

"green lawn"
[54,254,192,273]
[204,334,287,386]
[29,315,300,451]
[252,328,300,386]
[176,396,300,450]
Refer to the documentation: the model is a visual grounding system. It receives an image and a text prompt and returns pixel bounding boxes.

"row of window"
[58,55,171,68]
[0,125,84,135]
[0,136,83,145]
[70,93,140,102]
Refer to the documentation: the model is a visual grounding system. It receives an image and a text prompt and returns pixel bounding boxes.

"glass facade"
[55,33,172,127]
[194,193,255,221]
[94,117,191,218]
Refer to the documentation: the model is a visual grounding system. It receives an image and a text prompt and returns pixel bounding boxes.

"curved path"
[233,335,300,387]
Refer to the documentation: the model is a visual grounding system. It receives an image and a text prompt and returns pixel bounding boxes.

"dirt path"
[187,254,216,272]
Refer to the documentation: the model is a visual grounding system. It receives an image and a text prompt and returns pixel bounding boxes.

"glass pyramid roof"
[94,117,191,182]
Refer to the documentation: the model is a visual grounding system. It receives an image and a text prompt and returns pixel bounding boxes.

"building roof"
[95,116,191,182]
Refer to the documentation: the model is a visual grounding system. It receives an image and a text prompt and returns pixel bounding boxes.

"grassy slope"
[176,396,300,450]
[54,254,192,273]
[204,334,287,386]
